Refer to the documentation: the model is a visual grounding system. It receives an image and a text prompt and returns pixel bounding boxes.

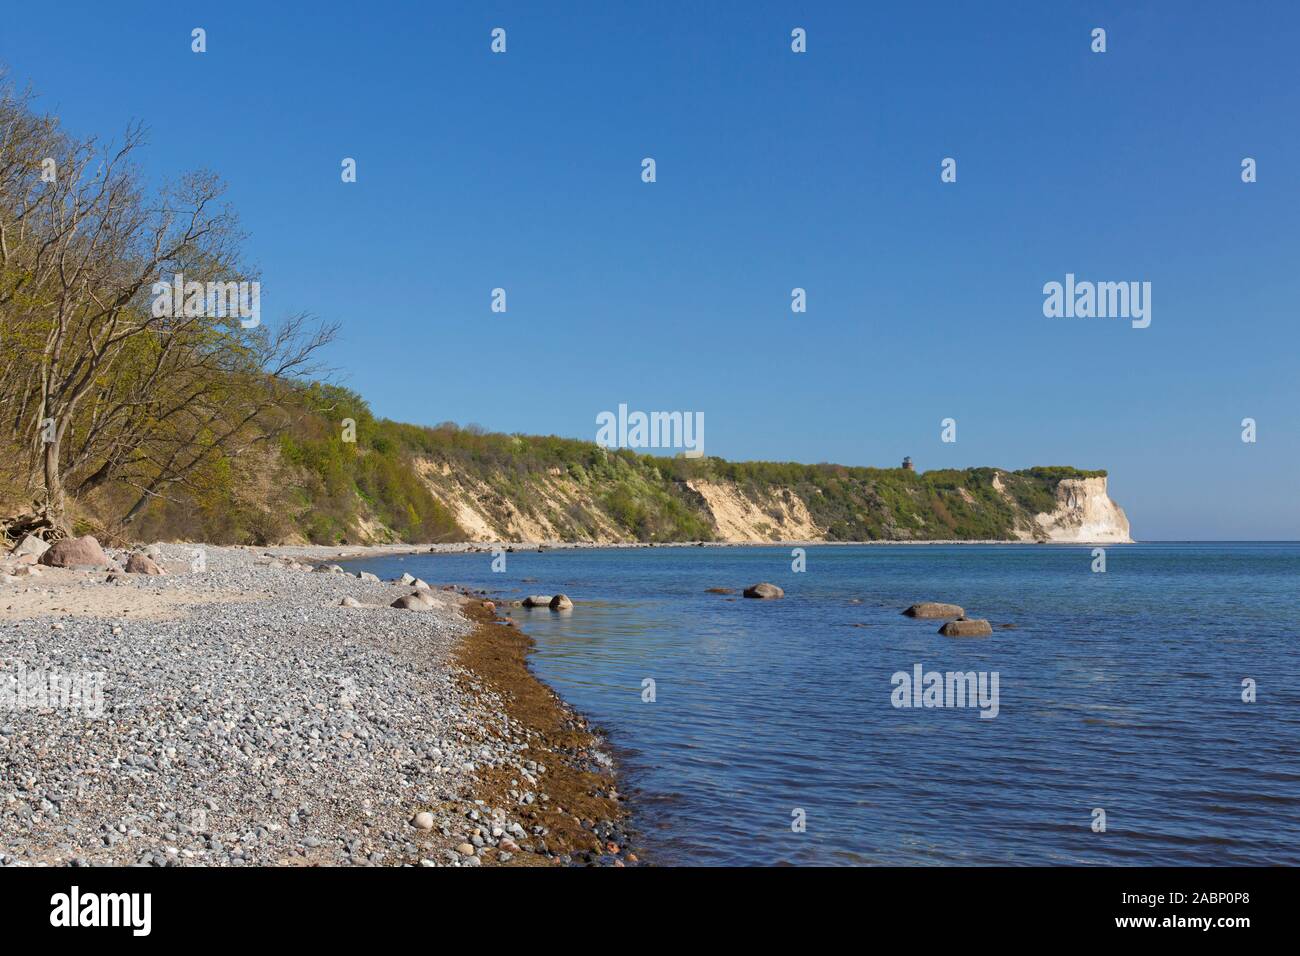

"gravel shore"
[0,543,630,867]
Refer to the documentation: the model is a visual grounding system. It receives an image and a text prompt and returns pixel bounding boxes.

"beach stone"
[412,812,434,830]
[413,578,431,590]
[391,592,436,611]
[903,602,964,619]
[124,553,165,575]
[11,535,50,561]
[743,583,784,599]
[549,593,573,610]
[357,571,380,583]
[38,535,110,569]
[398,573,416,585]
[339,596,363,608]
[939,618,993,637]
[522,595,552,608]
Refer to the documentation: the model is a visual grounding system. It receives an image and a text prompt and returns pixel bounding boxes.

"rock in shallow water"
[938,618,993,637]
[903,602,964,619]
[743,583,784,599]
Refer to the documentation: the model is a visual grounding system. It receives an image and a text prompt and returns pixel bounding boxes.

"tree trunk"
[42,435,65,525]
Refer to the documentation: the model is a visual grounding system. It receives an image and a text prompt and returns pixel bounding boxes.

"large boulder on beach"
[38,535,111,569]
[549,593,573,610]
[124,552,165,575]
[939,618,993,637]
[743,583,784,599]
[903,602,964,619]
[392,591,438,611]
[522,595,553,608]
[357,571,381,583]
[11,534,49,563]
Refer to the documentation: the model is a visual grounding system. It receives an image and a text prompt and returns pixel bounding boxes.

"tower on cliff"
[902,456,915,471]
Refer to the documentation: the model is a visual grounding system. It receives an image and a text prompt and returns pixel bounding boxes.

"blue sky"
[4,1,1297,539]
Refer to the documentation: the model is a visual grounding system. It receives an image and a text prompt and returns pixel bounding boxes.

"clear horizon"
[5,0,1297,539]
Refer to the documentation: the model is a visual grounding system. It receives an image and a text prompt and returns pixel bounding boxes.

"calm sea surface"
[348,543,1300,865]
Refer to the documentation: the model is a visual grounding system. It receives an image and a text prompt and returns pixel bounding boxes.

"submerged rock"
[522,595,552,608]
[743,583,784,599]
[938,618,993,637]
[549,593,573,610]
[903,602,964,619]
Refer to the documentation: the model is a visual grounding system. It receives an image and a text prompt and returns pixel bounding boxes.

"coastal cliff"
[1028,476,1132,543]
[27,385,1132,545]
[403,448,1133,546]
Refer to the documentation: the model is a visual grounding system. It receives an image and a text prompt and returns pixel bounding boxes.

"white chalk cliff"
[1031,476,1132,543]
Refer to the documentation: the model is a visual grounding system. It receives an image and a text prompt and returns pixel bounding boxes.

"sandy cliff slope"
[404,455,1132,544]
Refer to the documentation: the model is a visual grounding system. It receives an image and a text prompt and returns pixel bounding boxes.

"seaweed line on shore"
[453,597,638,866]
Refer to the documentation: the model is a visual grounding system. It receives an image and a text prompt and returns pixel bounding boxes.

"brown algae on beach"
[454,599,633,865]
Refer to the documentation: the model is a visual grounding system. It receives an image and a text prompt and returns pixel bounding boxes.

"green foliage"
[89,378,1105,544]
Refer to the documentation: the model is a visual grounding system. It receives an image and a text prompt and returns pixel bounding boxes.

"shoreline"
[267,537,1138,567]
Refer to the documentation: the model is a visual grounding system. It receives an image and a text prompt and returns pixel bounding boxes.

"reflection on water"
[349,543,1300,866]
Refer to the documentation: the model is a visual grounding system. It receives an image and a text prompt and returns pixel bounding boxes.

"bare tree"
[0,72,335,533]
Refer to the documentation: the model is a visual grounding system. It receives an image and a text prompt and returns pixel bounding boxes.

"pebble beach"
[0,542,632,867]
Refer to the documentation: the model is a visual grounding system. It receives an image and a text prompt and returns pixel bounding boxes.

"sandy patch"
[0,565,249,621]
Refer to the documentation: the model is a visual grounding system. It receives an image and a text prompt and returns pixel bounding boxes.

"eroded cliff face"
[400,454,1131,544]
[682,480,822,542]
[1032,476,1132,543]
